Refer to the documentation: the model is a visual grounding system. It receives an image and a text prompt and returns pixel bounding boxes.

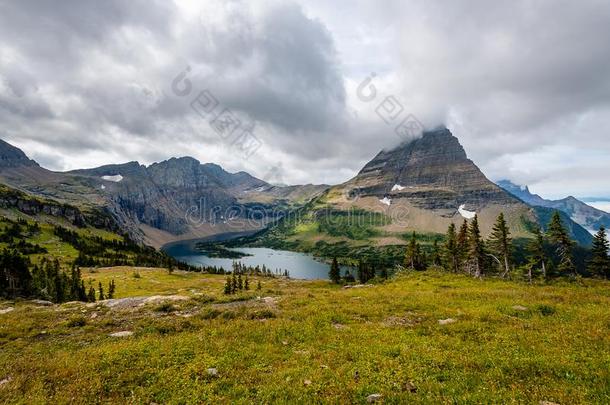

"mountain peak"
[347,128,518,210]
[0,139,39,169]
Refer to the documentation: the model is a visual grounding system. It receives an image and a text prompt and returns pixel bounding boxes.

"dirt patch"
[383,314,422,328]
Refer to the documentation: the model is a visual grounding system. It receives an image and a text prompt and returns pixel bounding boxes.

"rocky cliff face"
[0,139,39,168]
[66,156,326,242]
[347,128,519,210]
[0,184,116,229]
[0,139,327,245]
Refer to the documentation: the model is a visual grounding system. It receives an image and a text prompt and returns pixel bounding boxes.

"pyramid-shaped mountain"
[309,128,543,239]
[344,128,519,210]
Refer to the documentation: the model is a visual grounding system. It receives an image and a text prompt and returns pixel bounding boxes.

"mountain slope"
[0,139,327,247]
[252,128,592,256]
[324,127,533,237]
[498,180,610,233]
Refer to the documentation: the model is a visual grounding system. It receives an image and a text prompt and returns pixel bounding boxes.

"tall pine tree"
[588,227,610,278]
[443,223,459,273]
[547,211,576,277]
[526,227,547,282]
[457,220,469,272]
[468,215,485,278]
[488,213,513,278]
[329,257,341,284]
[404,232,421,270]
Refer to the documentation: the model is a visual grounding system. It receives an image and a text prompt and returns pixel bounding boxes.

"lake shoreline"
[161,231,350,280]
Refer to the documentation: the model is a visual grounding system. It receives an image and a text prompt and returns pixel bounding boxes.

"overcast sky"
[1,0,609,200]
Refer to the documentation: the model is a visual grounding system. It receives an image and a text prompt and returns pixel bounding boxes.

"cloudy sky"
[1,0,609,200]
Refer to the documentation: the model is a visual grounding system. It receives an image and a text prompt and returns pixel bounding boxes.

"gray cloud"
[0,0,609,198]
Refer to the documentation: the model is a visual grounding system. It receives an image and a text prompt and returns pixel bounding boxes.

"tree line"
[0,252,117,303]
[329,211,610,283]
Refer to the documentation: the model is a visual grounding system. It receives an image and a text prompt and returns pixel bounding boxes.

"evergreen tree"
[588,227,610,278]
[98,282,105,301]
[357,260,366,283]
[467,215,485,278]
[430,240,441,266]
[79,280,88,301]
[244,276,250,290]
[108,279,116,299]
[443,223,459,273]
[457,220,469,272]
[526,227,547,282]
[256,280,262,291]
[380,267,388,279]
[404,232,421,270]
[31,264,47,299]
[547,211,576,277]
[369,261,377,279]
[231,272,238,293]
[329,257,341,284]
[237,273,243,290]
[0,249,32,298]
[87,286,96,302]
[224,276,232,294]
[488,213,513,278]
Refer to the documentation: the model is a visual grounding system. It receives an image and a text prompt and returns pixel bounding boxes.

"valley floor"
[1,268,609,404]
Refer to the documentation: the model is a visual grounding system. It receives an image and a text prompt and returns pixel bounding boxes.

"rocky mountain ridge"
[497,180,610,233]
[0,140,327,247]
[0,133,594,248]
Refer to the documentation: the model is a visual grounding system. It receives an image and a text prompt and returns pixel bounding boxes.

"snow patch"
[100,184,106,190]
[458,204,476,219]
[391,184,406,192]
[380,197,392,206]
[102,174,123,182]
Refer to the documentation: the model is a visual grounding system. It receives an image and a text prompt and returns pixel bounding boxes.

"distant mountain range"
[0,130,595,248]
[497,180,610,233]
[0,139,327,247]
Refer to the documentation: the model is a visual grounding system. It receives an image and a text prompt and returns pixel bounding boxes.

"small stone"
[90,312,98,319]
[513,305,528,311]
[367,393,383,403]
[282,340,289,346]
[303,379,312,386]
[207,368,218,377]
[0,307,14,315]
[320,364,329,369]
[0,377,12,387]
[354,370,360,382]
[539,401,560,405]
[404,381,417,393]
[438,318,456,325]
[109,331,133,338]
[333,323,347,330]
[31,300,53,306]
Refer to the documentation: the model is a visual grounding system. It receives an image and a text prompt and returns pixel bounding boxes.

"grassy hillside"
[1,268,609,403]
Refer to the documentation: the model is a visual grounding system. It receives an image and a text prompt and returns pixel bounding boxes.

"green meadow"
[1,268,609,404]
